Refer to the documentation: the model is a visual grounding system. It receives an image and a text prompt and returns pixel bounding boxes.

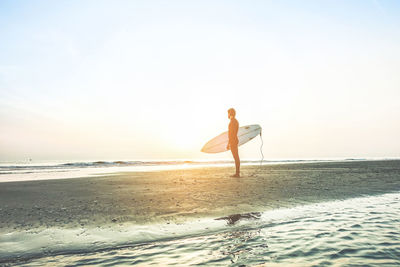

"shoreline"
[1,160,400,232]
[1,158,399,183]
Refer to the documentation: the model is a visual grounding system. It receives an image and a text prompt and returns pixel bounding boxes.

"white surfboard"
[201,124,262,153]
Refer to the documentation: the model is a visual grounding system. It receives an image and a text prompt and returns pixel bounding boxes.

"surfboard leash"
[260,129,264,166]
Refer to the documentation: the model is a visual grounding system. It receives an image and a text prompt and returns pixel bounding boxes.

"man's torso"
[228,118,239,145]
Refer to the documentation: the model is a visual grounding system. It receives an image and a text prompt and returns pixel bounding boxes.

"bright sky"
[1,0,399,161]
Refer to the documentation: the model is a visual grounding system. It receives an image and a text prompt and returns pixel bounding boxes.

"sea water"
[2,192,399,266]
[0,159,345,182]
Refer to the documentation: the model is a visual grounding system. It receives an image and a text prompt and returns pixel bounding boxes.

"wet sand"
[1,160,400,231]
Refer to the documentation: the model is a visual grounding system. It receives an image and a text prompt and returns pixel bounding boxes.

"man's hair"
[228,108,236,117]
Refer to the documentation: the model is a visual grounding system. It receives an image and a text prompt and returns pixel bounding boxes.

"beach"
[1,160,400,265]
[1,160,400,230]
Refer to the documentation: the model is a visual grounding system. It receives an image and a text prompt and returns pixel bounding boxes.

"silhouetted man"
[226,108,240,177]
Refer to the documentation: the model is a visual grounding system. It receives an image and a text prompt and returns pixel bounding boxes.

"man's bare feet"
[231,174,240,178]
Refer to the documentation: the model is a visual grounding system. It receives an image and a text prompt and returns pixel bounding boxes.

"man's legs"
[230,144,240,176]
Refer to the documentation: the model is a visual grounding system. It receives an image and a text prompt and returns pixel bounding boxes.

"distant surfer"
[227,108,240,177]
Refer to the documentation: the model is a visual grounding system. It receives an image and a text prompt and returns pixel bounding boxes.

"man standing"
[226,108,240,177]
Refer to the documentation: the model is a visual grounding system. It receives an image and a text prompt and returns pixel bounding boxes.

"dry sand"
[1,160,400,231]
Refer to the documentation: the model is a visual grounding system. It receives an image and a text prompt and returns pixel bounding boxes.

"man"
[226,108,240,177]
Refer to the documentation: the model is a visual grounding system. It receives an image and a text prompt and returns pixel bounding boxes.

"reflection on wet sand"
[216,212,262,225]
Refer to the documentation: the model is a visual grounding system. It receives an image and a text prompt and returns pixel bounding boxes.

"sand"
[1,160,400,231]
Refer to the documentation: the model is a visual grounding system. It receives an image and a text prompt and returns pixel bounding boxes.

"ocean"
[0,158,370,183]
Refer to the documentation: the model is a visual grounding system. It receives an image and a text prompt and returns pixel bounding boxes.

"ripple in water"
[11,193,400,266]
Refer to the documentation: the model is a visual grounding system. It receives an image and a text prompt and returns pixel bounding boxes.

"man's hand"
[226,143,230,150]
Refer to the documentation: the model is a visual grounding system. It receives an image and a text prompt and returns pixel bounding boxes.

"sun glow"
[1,1,399,161]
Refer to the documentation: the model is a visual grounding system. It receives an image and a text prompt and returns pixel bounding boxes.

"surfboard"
[201,124,262,153]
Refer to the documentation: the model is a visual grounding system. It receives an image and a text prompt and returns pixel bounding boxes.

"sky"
[1,0,399,162]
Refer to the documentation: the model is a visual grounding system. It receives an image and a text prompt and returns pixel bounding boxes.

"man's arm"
[227,122,232,150]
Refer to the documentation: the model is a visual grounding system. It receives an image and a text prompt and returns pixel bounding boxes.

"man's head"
[228,108,236,119]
